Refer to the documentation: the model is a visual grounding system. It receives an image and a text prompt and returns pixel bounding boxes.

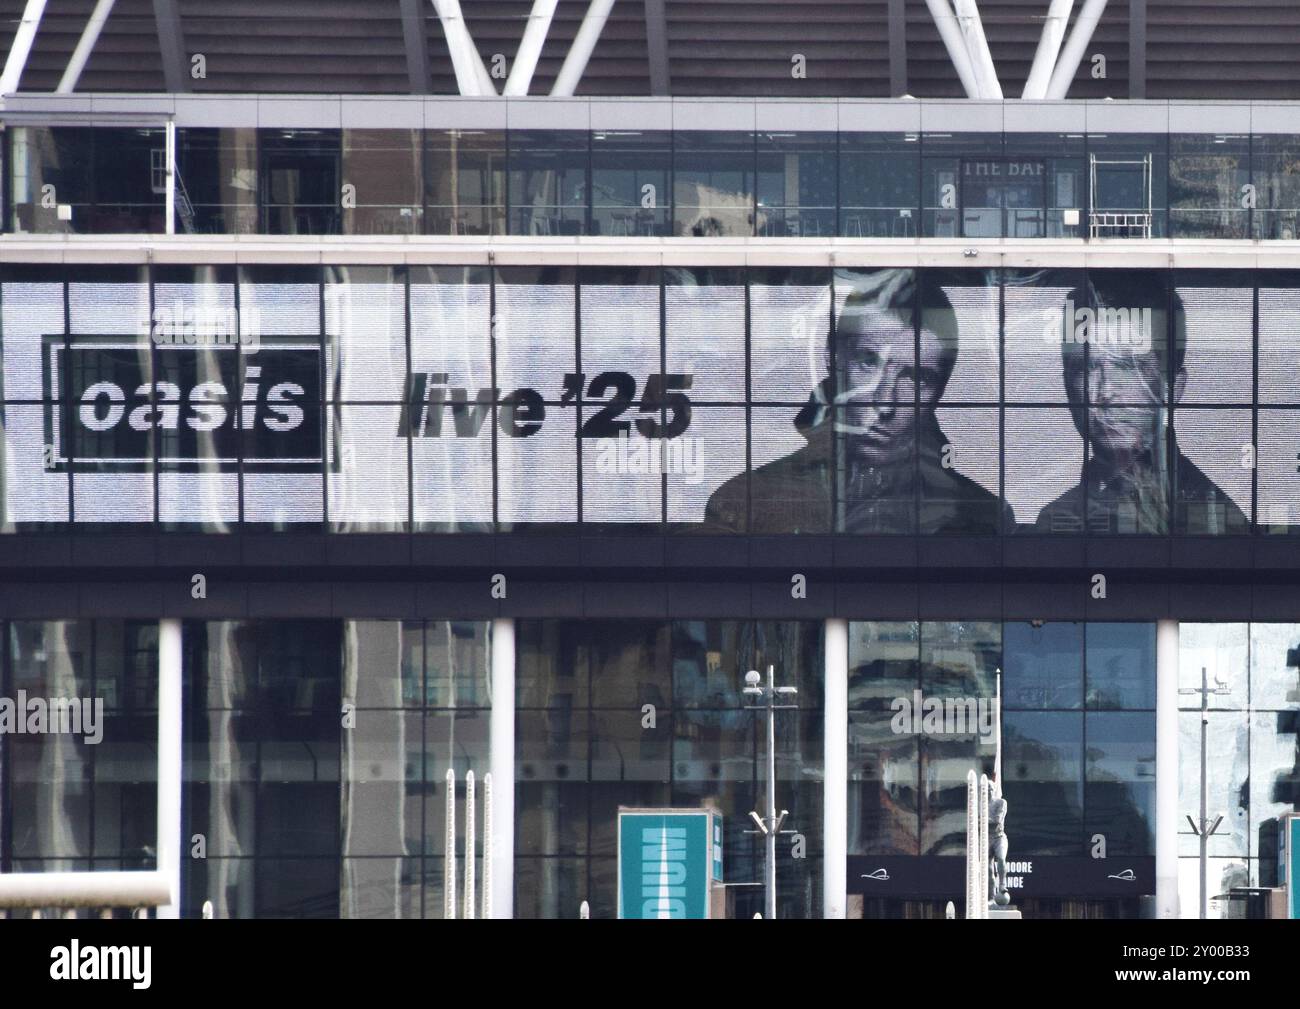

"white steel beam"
[1022,0,1074,99]
[431,0,496,96]
[921,0,980,100]
[504,0,559,96]
[56,0,118,94]
[953,0,1002,99]
[1045,0,1109,100]
[0,0,49,95]
[551,0,617,98]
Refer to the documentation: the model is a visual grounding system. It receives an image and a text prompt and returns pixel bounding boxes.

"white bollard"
[945,901,955,919]
[965,769,979,919]
[579,900,590,919]
[445,769,457,920]
[201,900,213,919]
[979,774,991,917]
[464,770,476,920]
[482,772,493,919]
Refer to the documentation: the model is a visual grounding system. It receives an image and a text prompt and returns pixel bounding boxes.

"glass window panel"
[327,403,408,531]
[1002,621,1083,710]
[590,129,671,237]
[424,709,490,781]
[749,404,831,534]
[340,709,423,857]
[1258,280,1300,405]
[1169,134,1250,240]
[516,620,588,709]
[1084,711,1156,856]
[1003,268,1085,404]
[1249,709,1300,864]
[673,131,755,237]
[1005,407,1083,532]
[664,268,745,403]
[151,270,241,530]
[671,620,748,709]
[1252,135,1300,240]
[508,130,588,236]
[497,399,577,528]
[668,405,744,530]
[921,621,1001,699]
[410,266,491,392]
[493,270,576,395]
[849,710,920,856]
[340,857,424,918]
[324,266,406,402]
[919,730,996,855]
[755,131,836,238]
[1178,623,1248,710]
[1086,623,1156,710]
[1249,623,1300,711]
[1172,408,1251,533]
[176,127,259,235]
[340,129,422,236]
[425,129,506,237]
[11,731,92,858]
[1,276,65,401]
[848,620,919,710]
[258,129,341,236]
[1086,133,1168,238]
[513,857,587,919]
[1177,710,1250,858]
[1256,409,1300,532]
[925,270,998,403]
[1175,281,1253,404]
[1001,711,1083,855]
[923,407,1002,534]
[751,270,831,403]
[8,127,92,233]
[1082,407,1170,534]
[1,403,70,527]
[589,623,671,709]
[342,619,413,710]
[409,403,493,531]
[425,621,491,708]
[1177,856,1252,920]
[839,132,919,238]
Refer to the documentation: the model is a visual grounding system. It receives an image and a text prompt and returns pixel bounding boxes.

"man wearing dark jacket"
[705,269,1011,534]
[1033,274,1247,535]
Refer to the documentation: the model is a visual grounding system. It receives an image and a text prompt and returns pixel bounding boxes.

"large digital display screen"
[0,266,1284,534]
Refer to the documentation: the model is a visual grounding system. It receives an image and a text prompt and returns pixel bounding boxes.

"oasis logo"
[42,336,321,472]
[639,826,689,919]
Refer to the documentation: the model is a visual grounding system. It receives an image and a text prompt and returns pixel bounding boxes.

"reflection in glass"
[1086,623,1156,710]
[1003,621,1083,710]
[673,131,754,237]
[1084,712,1156,855]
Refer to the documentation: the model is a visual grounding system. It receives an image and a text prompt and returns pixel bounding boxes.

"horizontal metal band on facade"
[4,237,1300,270]
[6,94,1300,135]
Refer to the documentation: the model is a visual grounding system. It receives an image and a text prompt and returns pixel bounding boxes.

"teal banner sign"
[617,809,719,919]
[1285,815,1300,920]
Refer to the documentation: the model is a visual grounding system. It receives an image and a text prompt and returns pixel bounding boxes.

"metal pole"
[1155,619,1180,919]
[765,665,777,922]
[1199,666,1209,920]
[822,619,848,919]
[1022,0,1074,99]
[444,768,456,919]
[1044,0,1110,100]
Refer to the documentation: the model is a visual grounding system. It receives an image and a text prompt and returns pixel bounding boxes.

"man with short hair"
[705,269,1010,535]
[1032,273,1247,534]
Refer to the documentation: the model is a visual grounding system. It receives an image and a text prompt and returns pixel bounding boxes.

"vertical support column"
[1155,618,1179,919]
[823,618,848,919]
[157,619,182,919]
[164,119,176,237]
[489,617,515,920]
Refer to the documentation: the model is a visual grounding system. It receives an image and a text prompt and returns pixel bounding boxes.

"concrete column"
[157,619,183,918]
[1155,618,1180,919]
[823,618,848,919]
[489,618,515,919]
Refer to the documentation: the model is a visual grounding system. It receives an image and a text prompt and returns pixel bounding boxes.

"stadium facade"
[0,0,1298,920]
